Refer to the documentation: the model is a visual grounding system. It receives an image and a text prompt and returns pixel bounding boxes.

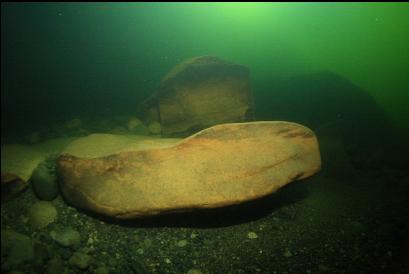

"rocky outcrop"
[57,121,321,219]
[139,56,255,136]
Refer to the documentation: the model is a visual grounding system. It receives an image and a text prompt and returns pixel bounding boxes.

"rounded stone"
[95,266,110,274]
[28,201,57,229]
[247,232,258,239]
[148,121,161,134]
[283,249,292,257]
[69,251,92,270]
[176,239,188,247]
[50,227,81,249]
[187,269,203,274]
[31,163,59,201]
[127,117,143,131]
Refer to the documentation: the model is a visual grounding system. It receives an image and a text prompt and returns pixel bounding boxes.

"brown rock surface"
[139,56,254,136]
[58,121,321,218]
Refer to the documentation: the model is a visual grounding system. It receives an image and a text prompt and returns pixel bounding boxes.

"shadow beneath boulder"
[71,180,311,229]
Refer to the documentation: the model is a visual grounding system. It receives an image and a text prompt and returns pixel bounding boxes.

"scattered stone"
[31,162,58,201]
[95,266,110,274]
[80,246,93,254]
[50,227,81,249]
[28,201,57,229]
[176,239,188,247]
[143,239,152,248]
[247,232,258,239]
[187,269,203,274]
[127,117,143,131]
[1,230,34,271]
[283,249,292,257]
[148,121,161,134]
[69,251,92,270]
[58,121,321,218]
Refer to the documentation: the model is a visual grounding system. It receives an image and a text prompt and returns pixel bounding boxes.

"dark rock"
[1,173,28,202]
[31,161,59,201]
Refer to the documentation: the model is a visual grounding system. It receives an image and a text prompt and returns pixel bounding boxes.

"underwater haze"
[2,2,409,132]
[1,2,409,274]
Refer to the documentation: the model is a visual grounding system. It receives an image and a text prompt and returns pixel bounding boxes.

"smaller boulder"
[127,117,143,131]
[31,162,58,201]
[95,266,110,274]
[148,121,161,134]
[28,201,57,229]
[50,227,81,249]
[69,251,92,270]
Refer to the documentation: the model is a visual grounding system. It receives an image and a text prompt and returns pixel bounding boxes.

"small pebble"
[177,239,188,247]
[283,249,292,257]
[187,269,203,274]
[248,232,258,239]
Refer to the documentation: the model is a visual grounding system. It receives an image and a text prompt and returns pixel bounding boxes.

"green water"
[1,3,409,274]
[1,2,408,131]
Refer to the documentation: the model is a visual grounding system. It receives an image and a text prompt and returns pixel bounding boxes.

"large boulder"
[57,121,321,219]
[138,56,255,136]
